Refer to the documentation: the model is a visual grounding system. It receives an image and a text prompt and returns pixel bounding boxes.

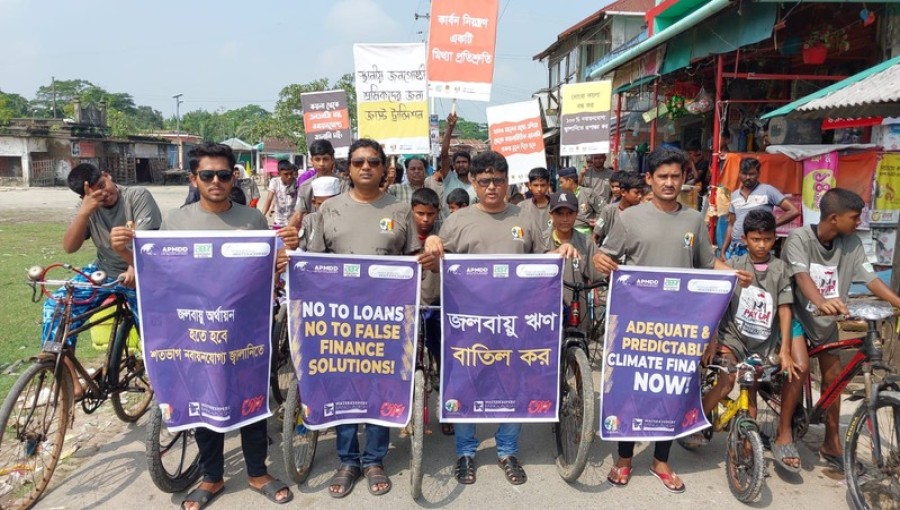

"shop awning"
[762,56,900,120]
[613,75,657,94]
[588,0,732,79]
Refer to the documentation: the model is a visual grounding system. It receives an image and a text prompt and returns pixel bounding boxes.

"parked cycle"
[753,300,899,510]
[678,354,781,502]
[0,264,152,510]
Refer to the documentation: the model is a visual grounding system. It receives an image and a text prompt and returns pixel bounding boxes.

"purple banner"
[440,255,563,423]
[287,253,420,429]
[599,266,735,440]
[134,231,276,433]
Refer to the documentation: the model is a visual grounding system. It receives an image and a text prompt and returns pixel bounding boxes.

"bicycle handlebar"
[563,280,608,292]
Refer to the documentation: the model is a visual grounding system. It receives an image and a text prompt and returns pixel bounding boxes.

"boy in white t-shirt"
[262,159,298,228]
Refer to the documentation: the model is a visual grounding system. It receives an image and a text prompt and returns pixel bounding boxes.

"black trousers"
[617,440,672,463]
[195,419,268,482]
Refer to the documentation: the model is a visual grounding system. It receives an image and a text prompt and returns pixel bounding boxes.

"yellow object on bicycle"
[89,304,140,350]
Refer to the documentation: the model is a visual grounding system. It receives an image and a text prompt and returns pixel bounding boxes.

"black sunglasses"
[197,170,234,182]
[349,157,383,168]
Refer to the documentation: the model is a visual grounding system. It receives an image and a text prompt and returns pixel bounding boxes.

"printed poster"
[486,100,547,185]
[300,90,352,159]
[134,231,276,433]
[874,153,900,214]
[801,151,838,226]
[287,253,420,429]
[559,81,613,156]
[774,194,802,237]
[599,267,735,440]
[354,43,430,155]
[427,0,499,101]
[441,255,563,423]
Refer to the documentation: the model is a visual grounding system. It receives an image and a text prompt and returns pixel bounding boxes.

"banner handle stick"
[451,99,457,116]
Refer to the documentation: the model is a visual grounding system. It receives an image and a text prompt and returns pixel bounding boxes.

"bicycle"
[678,354,780,502]
[556,278,603,482]
[752,300,899,509]
[0,263,153,510]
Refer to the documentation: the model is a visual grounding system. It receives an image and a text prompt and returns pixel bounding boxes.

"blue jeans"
[41,263,139,346]
[455,423,522,458]
[335,423,389,467]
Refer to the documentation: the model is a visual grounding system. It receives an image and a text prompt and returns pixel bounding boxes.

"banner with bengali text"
[875,153,900,213]
[354,43,430,155]
[560,81,612,156]
[599,266,735,440]
[441,255,563,423]
[301,90,352,159]
[801,151,838,226]
[486,100,547,185]
[287,253,421,429]
[426,0,499,102]
[135,231,276,433]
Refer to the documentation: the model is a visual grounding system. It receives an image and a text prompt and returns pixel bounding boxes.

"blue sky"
[0,0,610,122]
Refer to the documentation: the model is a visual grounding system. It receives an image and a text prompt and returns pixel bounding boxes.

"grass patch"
[0,223,106,396]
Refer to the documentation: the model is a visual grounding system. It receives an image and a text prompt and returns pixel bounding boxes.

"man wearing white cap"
[299,175,341,251]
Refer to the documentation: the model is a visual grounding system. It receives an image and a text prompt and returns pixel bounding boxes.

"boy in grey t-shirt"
[783,188,900,471]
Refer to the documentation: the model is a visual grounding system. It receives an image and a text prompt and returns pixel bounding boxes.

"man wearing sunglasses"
[423,150,578,488]
[113,142,298,509]
[288,139,348,229]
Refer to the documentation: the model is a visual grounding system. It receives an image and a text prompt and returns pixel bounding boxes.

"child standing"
[593,172,644,247]
[518,167,552,232]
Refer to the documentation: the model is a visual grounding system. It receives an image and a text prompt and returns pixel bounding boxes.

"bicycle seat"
[847,300,896,321]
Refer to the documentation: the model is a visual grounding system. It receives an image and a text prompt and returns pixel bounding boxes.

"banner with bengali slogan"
[599,267,735,440]
[300,90,352,159]
[354,43,430,155]
[287,253,421,429]
[875,153,900,214]
[426,0,499,102]
[801,151,838,226]
[486,100,547,185]
[440,255,563,423]
[560,81,612,156]
[134,231,276,433]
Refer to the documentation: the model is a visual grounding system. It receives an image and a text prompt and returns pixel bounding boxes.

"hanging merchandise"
[686,87,713,115]
[666,94,687,120]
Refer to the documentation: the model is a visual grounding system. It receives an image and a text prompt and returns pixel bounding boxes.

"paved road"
[1,185,856,509]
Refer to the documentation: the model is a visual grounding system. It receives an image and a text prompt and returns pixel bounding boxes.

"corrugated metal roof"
[533,0,654,60]
[763,56,900,120]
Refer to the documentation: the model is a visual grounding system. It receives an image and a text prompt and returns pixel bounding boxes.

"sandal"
[363,465,392,496]
[181,484,225,510]
[498,456,527,485]
[455,455,476,484]
[772,442,802,473]
[606,465,631,487]
[819,450,845,473]
[249,479,293,504]
[442,423,455,435]
[328,465,361,499]
[649,468,685,493]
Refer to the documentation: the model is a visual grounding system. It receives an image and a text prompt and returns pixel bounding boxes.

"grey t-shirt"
[601,201,715,269]
[729,184,785,241]
[298,211,320,252]
[784,226,877,344]
[439,204,549,255]
[581,167,612,203]
[441,172,477,215]
[162,202,268,231]
[574,187,603,230]
[543,229,603,305]
[293,174,349,215]
[85,185,162,278]
[592,203,620,246]
[517,198,552,233]
[309,192,420,256]
[718,255,793,355]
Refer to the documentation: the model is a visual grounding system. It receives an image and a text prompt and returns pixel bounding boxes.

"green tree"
[439,117,488,141]
[0,91,29,125]
[272,74,358,153]
[31,79,95,118]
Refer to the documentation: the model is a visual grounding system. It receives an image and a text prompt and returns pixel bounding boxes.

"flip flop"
[249,479,293,505]
[606,465,631,487]
[181,484,225,510]
[364,465,392,496]
[328,465,361,499]
[819,450,845,473]
[772,442,802,473]
[649,468,686,493]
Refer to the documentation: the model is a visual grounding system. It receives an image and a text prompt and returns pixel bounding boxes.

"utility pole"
[51,76,57,119]
[173,94,184,169]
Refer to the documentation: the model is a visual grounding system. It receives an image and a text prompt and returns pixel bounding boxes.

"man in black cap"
[557,167,603,237]
[545,191,603,319]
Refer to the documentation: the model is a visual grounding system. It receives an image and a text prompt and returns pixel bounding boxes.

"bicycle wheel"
[677,370,716,451]
[110,320,153,422]
[282,380,319,484]
[409,369,426,499]
[725,423,765,503]
[145,403,201,493]
[0,360,72,510]
[845,391,900,510]
[555,345,595,482]
[756,377,809,449]
[269,306,293,406]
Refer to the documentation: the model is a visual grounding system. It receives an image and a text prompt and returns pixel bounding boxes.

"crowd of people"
[49,111,900,508]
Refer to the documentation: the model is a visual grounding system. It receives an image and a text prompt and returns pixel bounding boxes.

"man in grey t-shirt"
[580,153,612,203]
[288,139,348,228]
[782,188,900,471]
[593,146,750,494]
